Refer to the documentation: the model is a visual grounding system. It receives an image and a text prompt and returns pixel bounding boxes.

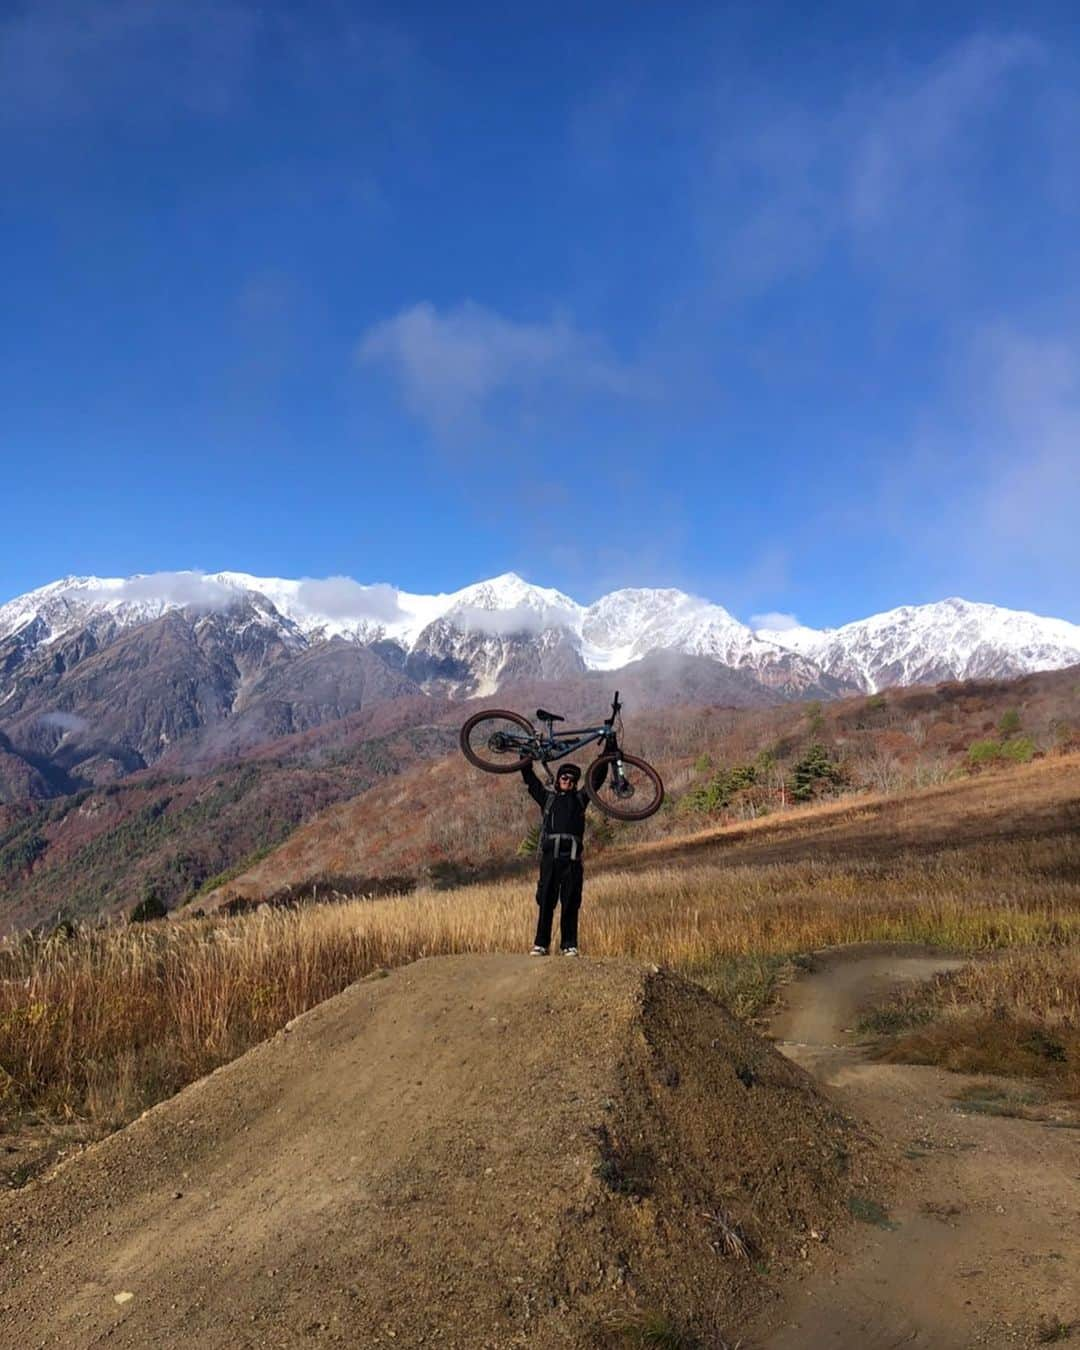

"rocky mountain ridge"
[8,570,1078,695]
[1,570,1078,802]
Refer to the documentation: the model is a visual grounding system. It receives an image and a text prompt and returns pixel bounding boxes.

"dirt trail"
[750,944,1080,1349]
[0,955,863,1350]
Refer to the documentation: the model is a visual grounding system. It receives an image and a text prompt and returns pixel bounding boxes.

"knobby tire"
[584,752,664,821]
[459,708,536,773]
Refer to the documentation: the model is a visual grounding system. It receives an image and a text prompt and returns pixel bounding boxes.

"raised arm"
[520,761,548,808]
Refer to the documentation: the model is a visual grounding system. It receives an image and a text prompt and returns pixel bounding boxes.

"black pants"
[534,850,583,949]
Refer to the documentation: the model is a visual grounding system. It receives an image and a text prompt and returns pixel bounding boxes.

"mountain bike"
[459,691,664,821]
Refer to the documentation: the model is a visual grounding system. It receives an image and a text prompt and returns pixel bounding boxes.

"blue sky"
[2,1,1078,626]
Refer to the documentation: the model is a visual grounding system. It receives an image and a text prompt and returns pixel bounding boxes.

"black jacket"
[521,760,608,852]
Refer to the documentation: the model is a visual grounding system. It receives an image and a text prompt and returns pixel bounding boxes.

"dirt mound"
[0,956,865,1348]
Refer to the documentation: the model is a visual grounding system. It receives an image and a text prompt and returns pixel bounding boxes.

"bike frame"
[508,691,624,779]
[531,721,614,767]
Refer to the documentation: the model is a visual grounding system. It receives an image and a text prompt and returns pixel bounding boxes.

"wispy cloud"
[0,0,258,122]
[868,317,1080,615]
[847,33,1042,229]
[357,301,642,436]
[450,600,580,637]
[0,1,419,127]
[705,32,1043,292]
[750,611,801,632]
[37,710,89,733]
[967,324,1080,570]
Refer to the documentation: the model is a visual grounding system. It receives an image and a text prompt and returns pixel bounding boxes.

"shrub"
[0,832,46,878]
[998,708,1022,737]
[788,744,843,802]
[1000,736,1036,764]
[680,761,759,814]
[968,735,1036,767]
[516,823,541,857]
[130,893,168,923]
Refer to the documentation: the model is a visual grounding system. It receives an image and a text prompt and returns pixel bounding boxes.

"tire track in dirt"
[748,944,1080,1349]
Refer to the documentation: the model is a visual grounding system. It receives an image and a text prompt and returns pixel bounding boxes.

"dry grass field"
[2,752,1077,1187]
[862,947,1080,1098]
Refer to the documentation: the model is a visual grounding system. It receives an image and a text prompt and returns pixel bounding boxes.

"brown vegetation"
[864,948,1080,1099]
[205,668,1080,909]
[2,751,1077,1184]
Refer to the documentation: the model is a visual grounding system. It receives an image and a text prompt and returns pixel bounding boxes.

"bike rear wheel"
[585,752,664,820]
[459,709,536,773]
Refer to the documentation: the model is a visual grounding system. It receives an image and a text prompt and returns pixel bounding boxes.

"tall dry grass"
[865,947,1080,1097]
[2,831,1077,1137]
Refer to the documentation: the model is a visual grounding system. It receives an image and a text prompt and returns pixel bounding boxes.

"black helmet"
[556,763,581,783]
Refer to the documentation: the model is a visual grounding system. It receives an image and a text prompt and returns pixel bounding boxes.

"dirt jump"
[751,945,1080,1349]
[0,955,865,1349]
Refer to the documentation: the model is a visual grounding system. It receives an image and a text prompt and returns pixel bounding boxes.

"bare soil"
[748,945,1080,1348]
[0,956,865,1349]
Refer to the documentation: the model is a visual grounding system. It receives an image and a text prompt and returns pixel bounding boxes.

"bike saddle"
[535,708,565,723]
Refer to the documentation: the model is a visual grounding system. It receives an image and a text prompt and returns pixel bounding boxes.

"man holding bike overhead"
[521,752,608,958]
[459,690,663,955]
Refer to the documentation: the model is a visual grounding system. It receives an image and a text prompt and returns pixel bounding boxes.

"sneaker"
[529,945,549,957]
[560,947,580,957]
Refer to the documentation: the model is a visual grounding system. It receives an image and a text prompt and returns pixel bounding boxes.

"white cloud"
[750,611,801,632]
[37,710,89,733]
[111,572,240,609]
[294,577,403,624]
[357,301,639,434]
[451,601,579,637]
[82,572,240,611]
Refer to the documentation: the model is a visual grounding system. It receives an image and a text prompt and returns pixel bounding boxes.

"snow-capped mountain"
[0,571,849,702]
[3,573,1079,705]
[757,598,1080,693]
[579,589,835,695]
[1,568,1078,801]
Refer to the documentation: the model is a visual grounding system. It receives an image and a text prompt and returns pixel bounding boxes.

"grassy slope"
[203,667,1080,908]
[1,666,1075,931]
[1,748,1076,1189]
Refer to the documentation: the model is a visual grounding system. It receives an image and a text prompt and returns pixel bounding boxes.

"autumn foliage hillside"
[200,665,1080,910]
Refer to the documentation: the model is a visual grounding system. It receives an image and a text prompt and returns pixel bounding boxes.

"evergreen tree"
[998,708,1021,737]
[789,743,843,802]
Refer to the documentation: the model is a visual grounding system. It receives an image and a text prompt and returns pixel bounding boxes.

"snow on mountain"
[0,575,177,647]
[0,574,305,652]
[438,574,583,636]
[759,598,1080,692]
[3,573,1079,700]
[578,589,834,693]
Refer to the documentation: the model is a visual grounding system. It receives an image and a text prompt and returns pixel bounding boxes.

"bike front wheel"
[585,753,664,820]
[459,709,536,773]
